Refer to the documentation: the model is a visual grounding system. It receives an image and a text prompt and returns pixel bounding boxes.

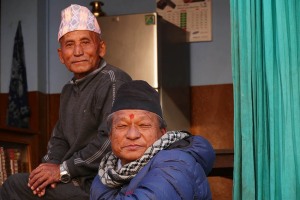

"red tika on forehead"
[129,114,134,119]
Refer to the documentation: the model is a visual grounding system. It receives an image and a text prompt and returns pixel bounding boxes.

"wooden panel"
[48,94,60,137]
[190,84,234,149]
[209,149,233,178]
[0,92,39,131]
[208,176,233,200]
[190,84,234,200]
[0,93,6,127]
[38,93,60,142]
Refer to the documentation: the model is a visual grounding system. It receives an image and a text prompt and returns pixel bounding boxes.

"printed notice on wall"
[156,0,212,42]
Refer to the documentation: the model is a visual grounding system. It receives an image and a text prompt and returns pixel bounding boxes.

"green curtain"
[230,0,300,199]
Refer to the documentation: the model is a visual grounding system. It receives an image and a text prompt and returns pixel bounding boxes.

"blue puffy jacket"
[90,135,215,200]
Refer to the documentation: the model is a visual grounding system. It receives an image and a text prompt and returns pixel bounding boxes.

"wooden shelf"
[209,149,234,179]
[0,126,40,171]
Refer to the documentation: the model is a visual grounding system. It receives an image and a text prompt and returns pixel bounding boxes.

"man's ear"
[161,128,167,136]
[99,41,106,57]
[57,48,65,64]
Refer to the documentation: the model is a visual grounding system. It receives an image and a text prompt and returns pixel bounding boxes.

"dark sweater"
[42,60,132,191]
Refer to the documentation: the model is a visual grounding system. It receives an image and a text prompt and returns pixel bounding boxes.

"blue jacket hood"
[166,133,216,175]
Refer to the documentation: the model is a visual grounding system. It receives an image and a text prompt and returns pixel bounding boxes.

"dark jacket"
[90,134,215,200]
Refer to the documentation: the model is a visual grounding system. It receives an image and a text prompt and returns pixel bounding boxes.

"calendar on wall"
[156,0,212,42]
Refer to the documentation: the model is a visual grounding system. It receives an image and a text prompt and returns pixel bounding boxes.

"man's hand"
[34,183,57,197]
[28,163,60,196]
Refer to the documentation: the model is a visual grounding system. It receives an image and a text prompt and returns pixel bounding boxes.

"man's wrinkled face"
[110,110,166,165]
[58,30,106,79]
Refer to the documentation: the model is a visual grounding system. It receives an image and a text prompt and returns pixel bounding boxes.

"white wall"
[0,0,38,92]
[0,0,231,93]
[190,0,232,86]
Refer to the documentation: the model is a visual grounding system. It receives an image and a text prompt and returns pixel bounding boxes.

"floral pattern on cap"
[57,4,101,41]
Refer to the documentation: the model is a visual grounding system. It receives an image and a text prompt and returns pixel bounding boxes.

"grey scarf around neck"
[98,131,190,188]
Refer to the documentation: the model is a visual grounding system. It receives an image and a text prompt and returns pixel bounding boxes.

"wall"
[191,0,231,86]
[0,0,38,92]
[0,0,231,93]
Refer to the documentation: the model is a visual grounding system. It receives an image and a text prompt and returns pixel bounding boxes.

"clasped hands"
[27,163,60,197]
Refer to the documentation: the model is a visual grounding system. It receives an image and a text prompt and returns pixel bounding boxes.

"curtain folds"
[230,0,300,199]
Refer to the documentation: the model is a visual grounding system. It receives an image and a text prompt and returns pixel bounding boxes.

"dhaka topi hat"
[58,4,101,41]
[111,80,163,119]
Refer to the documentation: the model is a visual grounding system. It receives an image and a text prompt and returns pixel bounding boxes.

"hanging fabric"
[230,0,300,199]
[7,21,30,128]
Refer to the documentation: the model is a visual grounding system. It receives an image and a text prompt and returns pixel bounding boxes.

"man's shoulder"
[153,147,190,164]
[153,135,213,163]
[102,64,131,78]
[99,64,132,83]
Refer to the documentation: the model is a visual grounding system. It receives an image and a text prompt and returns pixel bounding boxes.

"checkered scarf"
[98,131,189,188]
